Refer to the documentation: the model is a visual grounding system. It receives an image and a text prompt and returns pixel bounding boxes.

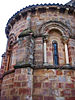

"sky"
[0,0,69,66]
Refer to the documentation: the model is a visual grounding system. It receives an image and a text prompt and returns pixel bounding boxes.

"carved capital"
[62,36,69,44]
[43,34,49,42]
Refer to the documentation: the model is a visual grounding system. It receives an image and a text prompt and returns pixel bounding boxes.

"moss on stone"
[19,28,33,38]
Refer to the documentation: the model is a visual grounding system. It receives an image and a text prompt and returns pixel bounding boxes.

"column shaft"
[65,43,69,64]
[44,42,47,63]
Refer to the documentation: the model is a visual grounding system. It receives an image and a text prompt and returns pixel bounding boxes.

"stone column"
[44,40,47,64]
[43,35,48,64]
[63,36,69,65]
[65,43,69,64]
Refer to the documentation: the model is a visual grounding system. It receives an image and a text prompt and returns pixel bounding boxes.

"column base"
[43,62,49,66]
[64,64,72,68]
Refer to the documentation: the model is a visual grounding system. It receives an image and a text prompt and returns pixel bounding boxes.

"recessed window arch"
[52,40,59,66]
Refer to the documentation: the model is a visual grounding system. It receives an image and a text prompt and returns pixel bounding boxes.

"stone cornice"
[5,4,75,38]
[0,69,15,80]
[14,63,75,70]
[0,64,75,80]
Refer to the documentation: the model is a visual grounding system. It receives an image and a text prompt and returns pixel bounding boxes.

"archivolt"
[8,33,16,46]
[39,20,72,37]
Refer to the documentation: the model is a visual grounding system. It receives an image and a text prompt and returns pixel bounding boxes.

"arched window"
[53,41,59,65]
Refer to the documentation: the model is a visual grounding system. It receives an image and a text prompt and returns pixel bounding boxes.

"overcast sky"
[0,0,69,66]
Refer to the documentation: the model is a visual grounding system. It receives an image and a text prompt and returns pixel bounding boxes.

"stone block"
[33,88,42,95]
[21,82,27,87]
[65,83,74,88]
[43,82,52,88]
[61,89,71,96]
[42,89,49,95]
[71,77,75,82]
[44,96,55,100]
[10,88,15,95]
[34,83,41,88]
[33,95,43,100]
[57,83,65,88]
[13,96,20,100]
[66,97,75,100]
[15,69,21,74]
[71,89,75,96]
[56,70,63,75]
[14,82,21,87]
[58,76,66,82]
[19,88,31,95]
[56,97,65,100]
[9,84,13,88]
[18,75,27,81]
[64,71,74,76]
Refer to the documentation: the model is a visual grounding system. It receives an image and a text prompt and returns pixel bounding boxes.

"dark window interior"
[53,42,59,65]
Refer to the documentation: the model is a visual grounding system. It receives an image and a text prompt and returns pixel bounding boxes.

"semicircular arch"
[39,20,72,37]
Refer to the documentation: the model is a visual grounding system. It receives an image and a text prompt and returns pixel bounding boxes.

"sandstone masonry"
[0,1,75,100]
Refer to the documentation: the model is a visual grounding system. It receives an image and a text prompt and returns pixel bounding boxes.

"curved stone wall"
[0,3,75,100]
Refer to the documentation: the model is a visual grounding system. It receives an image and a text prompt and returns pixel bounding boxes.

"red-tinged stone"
[56,70,62,75]
[4,75,9,79]
[61,89,71,96]
[44,96,55,100]
[47,52,51,56]
[13,96,20,100]
[1,66,4,69]
[58,83,62,88]
[9,84,13,88]
[15,69,21,74]
[9,73,14,78]
[49,48,52,51]
[0,69,4,73]
[19,88,31,95]
[64,71,74,76]
[66,97,75,100]
[65,83,74,88]
[0,74,2,78]
[10,88,15,95]
[43,82,52,88]
[22,82,27,87]
[69,57,72,62]
[33,76,38,82]
[0,80,2,83]
[71,77,75,82]
[47,48,48,51]
[0,96,7,100]
[5,78,13,84]
[56,83,65,88]
[20,29,23,32]
[33,95,43,100]
[42,89,49,95]
[1,90,6,96]
[10,65,14,69]
[18,75,27,81]
[34,83,41,88]
[71,89,75,96]
[14,82,21,87]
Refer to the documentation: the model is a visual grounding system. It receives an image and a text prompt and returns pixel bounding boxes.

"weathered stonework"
[0,1,75,100]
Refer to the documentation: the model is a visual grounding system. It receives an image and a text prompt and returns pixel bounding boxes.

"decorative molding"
[0,64,75,80]
[5,4,75,37]
[0,69,15,80]
[39,20,72,37]
[62,35,69,44]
